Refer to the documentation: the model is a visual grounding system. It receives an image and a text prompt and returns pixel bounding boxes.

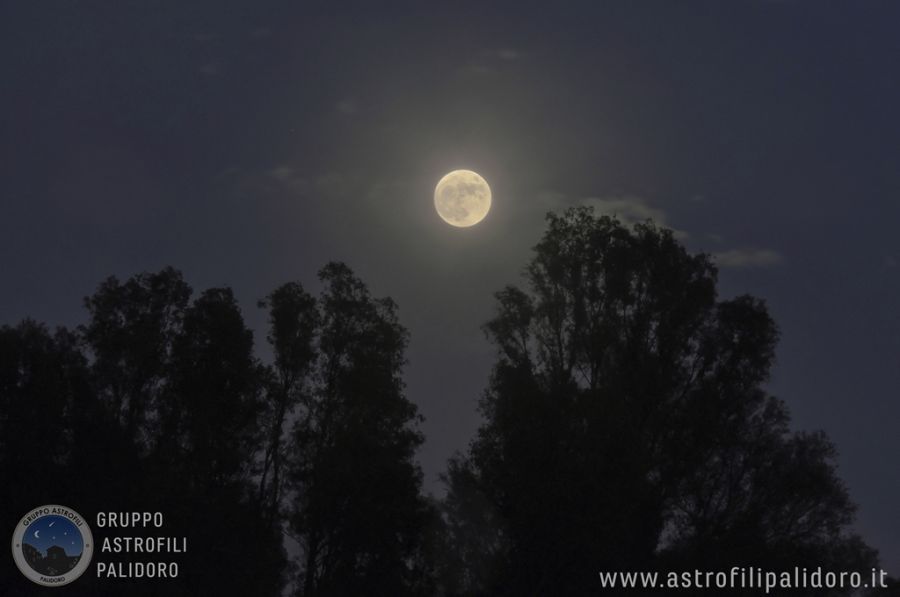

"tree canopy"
[441,207,876,596]
[0,211,880,596]
[0,262,432,597]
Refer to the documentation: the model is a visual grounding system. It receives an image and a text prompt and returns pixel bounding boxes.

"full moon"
[434,170,491,227]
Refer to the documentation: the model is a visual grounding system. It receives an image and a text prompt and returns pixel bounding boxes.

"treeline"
[0,208,892,596]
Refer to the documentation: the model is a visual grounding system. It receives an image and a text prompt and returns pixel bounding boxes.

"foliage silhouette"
[0,263,432,596]
[257,281,319,526]
[283,262,434,597]
[440,207,877,596]
[0,216,885,596]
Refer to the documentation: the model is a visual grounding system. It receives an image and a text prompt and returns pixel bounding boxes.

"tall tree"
[443,207,876,596]
[286,262,434,597]
[0,322,100,508]
[257,282,318,524]
[81,267,191,445]
[78,271,283,596]
[162,286,284,596]
[0,320,143,596]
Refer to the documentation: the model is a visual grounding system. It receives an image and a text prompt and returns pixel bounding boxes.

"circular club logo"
[11,505,93,587]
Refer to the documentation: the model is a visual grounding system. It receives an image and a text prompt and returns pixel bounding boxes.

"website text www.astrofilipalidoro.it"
[598,567,890,593]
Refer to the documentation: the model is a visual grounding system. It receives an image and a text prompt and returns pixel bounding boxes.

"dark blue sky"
[23,515,84,558]
[2,1,898,573]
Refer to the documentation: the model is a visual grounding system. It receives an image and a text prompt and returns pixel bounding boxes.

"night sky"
[23,516,84,558]
[2,2,898,574]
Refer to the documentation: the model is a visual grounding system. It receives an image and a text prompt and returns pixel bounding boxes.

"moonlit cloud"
[495,48,521,61]
[540,193,688,239]
[582,195,669,226]
[264,166,355,199]
[267,166,310,194]
[457,64,494,76]
[713,248,784,268]
[593,196,689,239]
[459,47,524,77]
[336,98,359,115]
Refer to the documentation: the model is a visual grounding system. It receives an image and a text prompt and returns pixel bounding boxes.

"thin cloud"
[456,64,494,77]
[458,47,524,77]
[494,48,521,61]
[713,248,784,268]
[267,165,309,193]
[582,195,688,239]
[531,192,688,240]
[336,98,359,115]
[583,195,667,225]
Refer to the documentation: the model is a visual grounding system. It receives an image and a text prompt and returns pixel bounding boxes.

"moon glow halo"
[434,170,491,227]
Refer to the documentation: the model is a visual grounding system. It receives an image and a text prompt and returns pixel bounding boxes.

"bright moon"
[434,170,491,227]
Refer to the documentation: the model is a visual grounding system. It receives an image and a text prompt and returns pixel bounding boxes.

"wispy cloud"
[336,98,359,116]
[458,47,524,77]
[264,166,354,199]
[541,193,688,239]
[267,165,309,194]
[582,195,669,226]
[713,248,784,268]
[457,64,494,76]
[493,48,522,61]
[536,191,788,266]
[589,195,690,239]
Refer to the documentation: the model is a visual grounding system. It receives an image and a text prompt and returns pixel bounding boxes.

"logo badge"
[11,505,93,587]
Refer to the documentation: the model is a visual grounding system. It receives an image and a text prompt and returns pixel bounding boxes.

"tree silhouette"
[877,577,900,596]
[81,267,191,443]
[257,281,319,526]
[84,274,283,596]
[0,234,884,596]
[1,263,438,596]
[283,263,435,597]
[0,319,148,596]
[1,272,284,596]
[441,207,877,596]
[0,321,112,510]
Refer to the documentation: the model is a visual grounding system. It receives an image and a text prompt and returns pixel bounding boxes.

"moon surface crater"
[434,170,491,227]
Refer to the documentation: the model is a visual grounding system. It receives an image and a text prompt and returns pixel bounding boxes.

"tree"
[285,262,435,597]
[162,286,284,596]
[79,271,282,596]
[442,207,876,596]
[81,267,191,444]
[165,287,263,492]
[257,282,319,525]
[0,321,98,508]
[0,320,143,596]
[1,264,437,596]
